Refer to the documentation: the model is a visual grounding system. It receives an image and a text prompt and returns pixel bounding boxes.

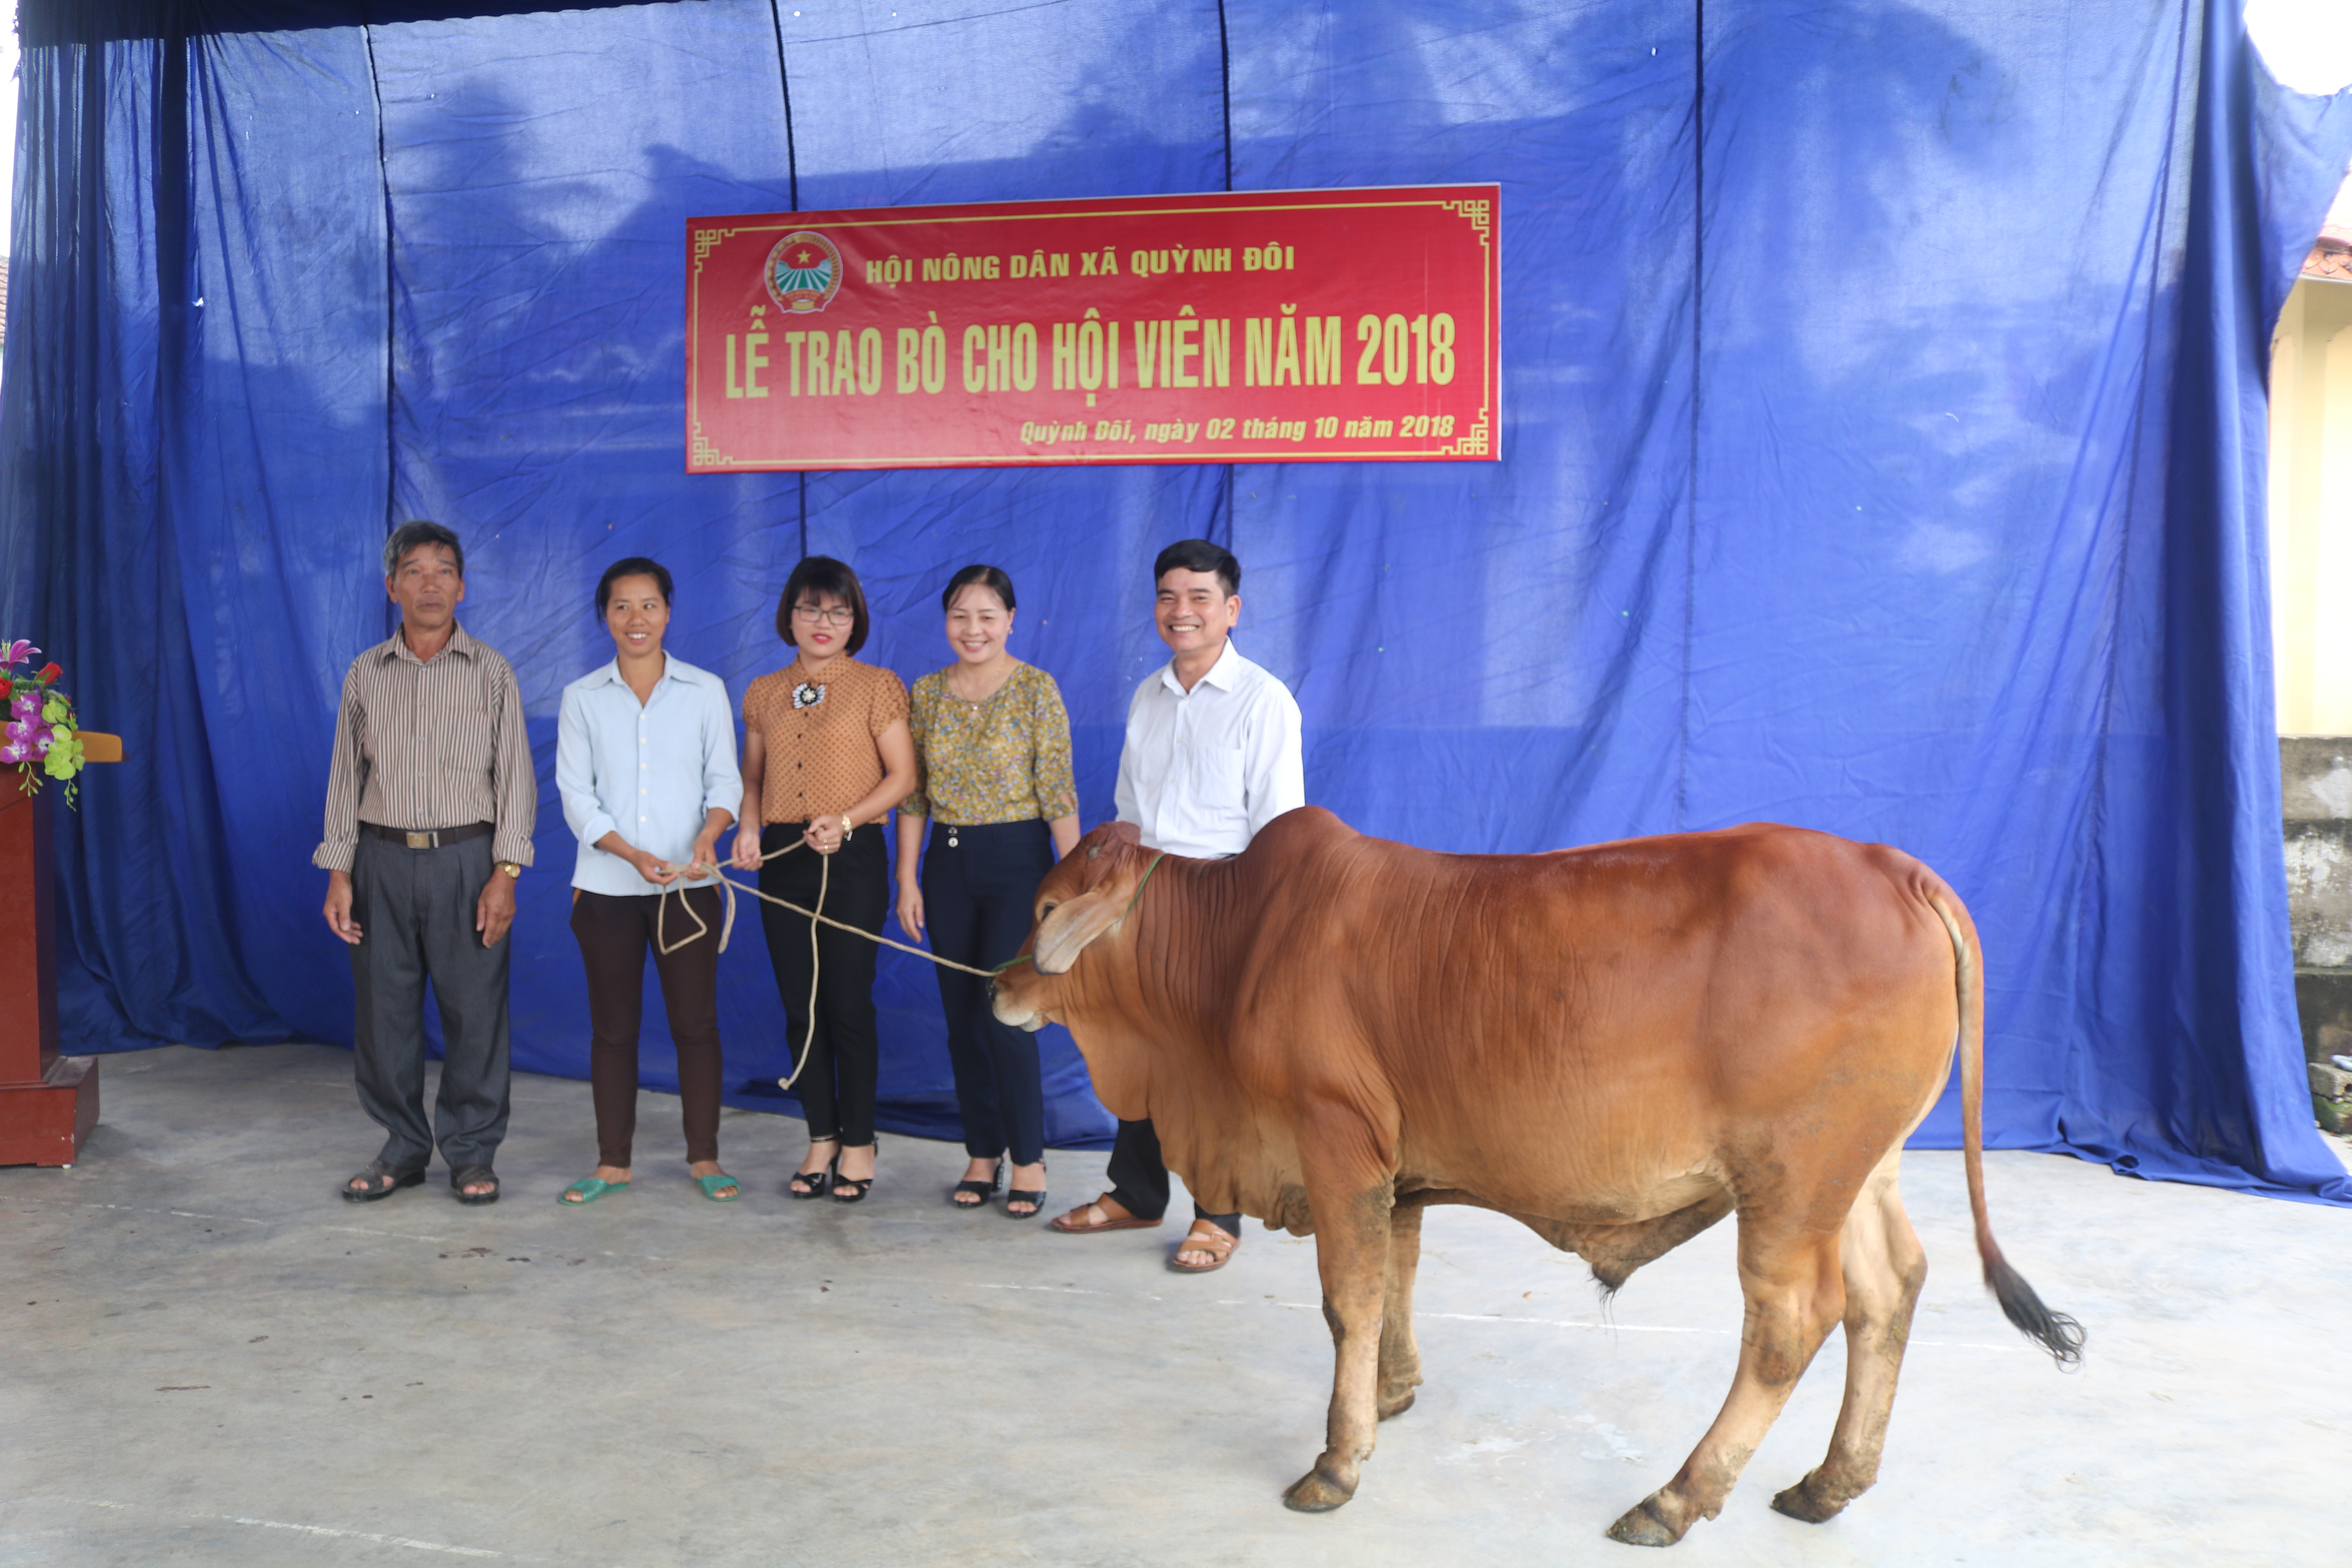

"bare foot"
[688,1159,737,1200]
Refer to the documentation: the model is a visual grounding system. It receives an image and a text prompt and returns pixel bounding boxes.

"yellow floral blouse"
[902,662,1079,825]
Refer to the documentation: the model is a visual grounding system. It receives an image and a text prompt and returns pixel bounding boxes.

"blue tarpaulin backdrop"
[4,1,2348,1198]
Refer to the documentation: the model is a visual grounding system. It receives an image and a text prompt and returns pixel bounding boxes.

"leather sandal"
[1048,1193,1163,1234]
[1167,1220,1240,1274]
[340,1160,424,1203]
[950,1160,1003,1209]
[831,1142,877,1204]
[1004,1161,1047,1219]
[789,1156,836,1200]
[450,1165,501,1205]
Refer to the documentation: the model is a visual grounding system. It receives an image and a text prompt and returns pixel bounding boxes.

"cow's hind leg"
[1771,1150,1925,1524]
[1378,1202,1424,1420]
[1606,1218,1845,1548]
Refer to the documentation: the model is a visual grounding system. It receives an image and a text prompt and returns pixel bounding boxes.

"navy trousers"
[922,818,1053,1167]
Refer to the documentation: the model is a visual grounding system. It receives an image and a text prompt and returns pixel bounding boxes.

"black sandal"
[1004,1161,1048,1220]
[949,1161,1004,1209]
[789,1147,837,1200]
[340,1160,424,1203]
[832,1142,877,1205]
[449,1165,501,1205]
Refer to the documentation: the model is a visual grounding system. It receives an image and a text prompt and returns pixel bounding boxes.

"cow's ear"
[1033,886,1130,975]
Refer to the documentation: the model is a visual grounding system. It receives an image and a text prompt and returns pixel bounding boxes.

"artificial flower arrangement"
[2,640,86,804]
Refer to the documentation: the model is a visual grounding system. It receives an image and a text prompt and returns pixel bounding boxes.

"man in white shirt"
[1049,539,1305,1272]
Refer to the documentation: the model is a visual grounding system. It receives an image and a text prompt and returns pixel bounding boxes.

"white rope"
[652,835,1000,1093]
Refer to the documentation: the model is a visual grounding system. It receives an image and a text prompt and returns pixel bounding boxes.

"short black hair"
[384,519,464,579]
[595,557,673,617]
[777,555,871,654]
[941,563,1016,613]
[1152,538,1238,598]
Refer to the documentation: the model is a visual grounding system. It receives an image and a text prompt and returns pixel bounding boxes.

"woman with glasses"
[732,557,915,1203]
[554,557,744,1205]
[894,565,1079,1218]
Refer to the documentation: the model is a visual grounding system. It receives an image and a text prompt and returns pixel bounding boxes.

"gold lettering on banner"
[743,332,769,397]
[920,324,948,393]
[962,325,987,393]
[1304,315,1341,385]
[725,335,742,398]
[1134,321,1161,389]
[784,331,805,396]
[857,327,884,396]
[1171,308,1199,388]
[897,327,921,393]
[1011,323,1038,391]
[1273,309,1301,387]
[832,330,858,396]
[806,331,830,396]
[1202,318,1230,387]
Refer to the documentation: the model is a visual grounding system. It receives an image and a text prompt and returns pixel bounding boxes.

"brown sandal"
[1047,1193,1163,1234]
[1167,1220,1240,1274]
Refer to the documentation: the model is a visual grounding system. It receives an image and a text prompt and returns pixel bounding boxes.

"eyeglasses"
[792,603,855,627]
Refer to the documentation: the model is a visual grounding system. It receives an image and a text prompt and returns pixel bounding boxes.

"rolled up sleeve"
[701,678,744,820]
[557,685,617,851]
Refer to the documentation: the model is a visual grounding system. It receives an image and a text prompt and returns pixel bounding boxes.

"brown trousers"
[569,886,724,1167]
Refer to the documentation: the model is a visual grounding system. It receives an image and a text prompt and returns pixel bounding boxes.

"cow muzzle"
[989,975,1046,1033]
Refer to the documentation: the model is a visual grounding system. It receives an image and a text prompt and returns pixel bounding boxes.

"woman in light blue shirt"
[555,557,744,1205]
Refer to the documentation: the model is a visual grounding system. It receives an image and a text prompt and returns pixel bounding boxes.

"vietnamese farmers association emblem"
[766,230,844,314]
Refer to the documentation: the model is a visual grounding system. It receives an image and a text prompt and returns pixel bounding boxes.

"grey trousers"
[348,830,512,1171]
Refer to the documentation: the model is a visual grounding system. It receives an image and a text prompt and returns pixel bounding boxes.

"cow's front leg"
[1283,1173,1395,1512]
[1378,1201,1425,1419]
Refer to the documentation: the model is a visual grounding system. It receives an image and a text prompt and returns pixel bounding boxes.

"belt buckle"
[405,831,436,850]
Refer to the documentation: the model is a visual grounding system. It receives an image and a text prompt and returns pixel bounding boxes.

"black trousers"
[758,823,887,1146]
[347,830,511,1171]
[1107,1117,1240,1231]
[570,886,725,1167]
[923,818,1052,1167]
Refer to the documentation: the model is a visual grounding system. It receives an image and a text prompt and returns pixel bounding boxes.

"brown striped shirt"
[313,622,537,873]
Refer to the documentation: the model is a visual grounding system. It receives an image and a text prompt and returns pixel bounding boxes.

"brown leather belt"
[364,821,494,850]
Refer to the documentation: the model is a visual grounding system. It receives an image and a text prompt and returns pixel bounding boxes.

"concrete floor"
[4,1045,2350,1567]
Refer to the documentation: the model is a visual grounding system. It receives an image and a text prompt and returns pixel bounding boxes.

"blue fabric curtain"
[4,0,2347,1197]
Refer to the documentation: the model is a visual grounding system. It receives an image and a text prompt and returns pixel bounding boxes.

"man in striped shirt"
[316,521,537,1204]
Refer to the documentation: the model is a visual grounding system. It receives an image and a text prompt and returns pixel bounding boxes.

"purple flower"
[4,717,50,760]
[9,693,36,722]
[0,641,34,670]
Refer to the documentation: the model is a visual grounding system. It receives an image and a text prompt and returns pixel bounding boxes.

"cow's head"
[991,820,1157,1031]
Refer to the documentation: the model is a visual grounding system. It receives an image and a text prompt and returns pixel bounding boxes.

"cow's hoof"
[1769,1474,1849,1524]
[1377,1388,1417,1421]
[1283,1463,1357,1513]
[1604,1495,1688,1548]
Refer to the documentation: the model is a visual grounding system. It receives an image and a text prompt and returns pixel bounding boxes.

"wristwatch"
[495,860,523,879]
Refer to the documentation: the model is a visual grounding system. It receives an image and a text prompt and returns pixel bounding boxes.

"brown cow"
[992,808,2081,1546]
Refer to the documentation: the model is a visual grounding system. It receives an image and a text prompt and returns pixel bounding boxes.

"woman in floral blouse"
[895,565,1080,1218]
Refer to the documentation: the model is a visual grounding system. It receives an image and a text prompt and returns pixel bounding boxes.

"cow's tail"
[1927,886,2085,1368]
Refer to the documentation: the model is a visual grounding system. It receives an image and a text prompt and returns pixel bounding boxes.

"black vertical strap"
[768,2,806,551]
[360,10,398,617]
[1674,0,1704,833]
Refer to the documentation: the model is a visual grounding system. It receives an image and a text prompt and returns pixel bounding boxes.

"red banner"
[685,185,1497,472]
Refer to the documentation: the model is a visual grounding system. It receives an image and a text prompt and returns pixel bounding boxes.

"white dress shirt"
[1114,639,1305,858]
[557,655,744,896]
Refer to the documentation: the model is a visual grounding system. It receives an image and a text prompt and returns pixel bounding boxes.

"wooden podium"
[0,732,121,1166]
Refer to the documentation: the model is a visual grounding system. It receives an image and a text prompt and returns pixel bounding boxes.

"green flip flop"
[696,1172,742,1203]
[559,1176,629,1205]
